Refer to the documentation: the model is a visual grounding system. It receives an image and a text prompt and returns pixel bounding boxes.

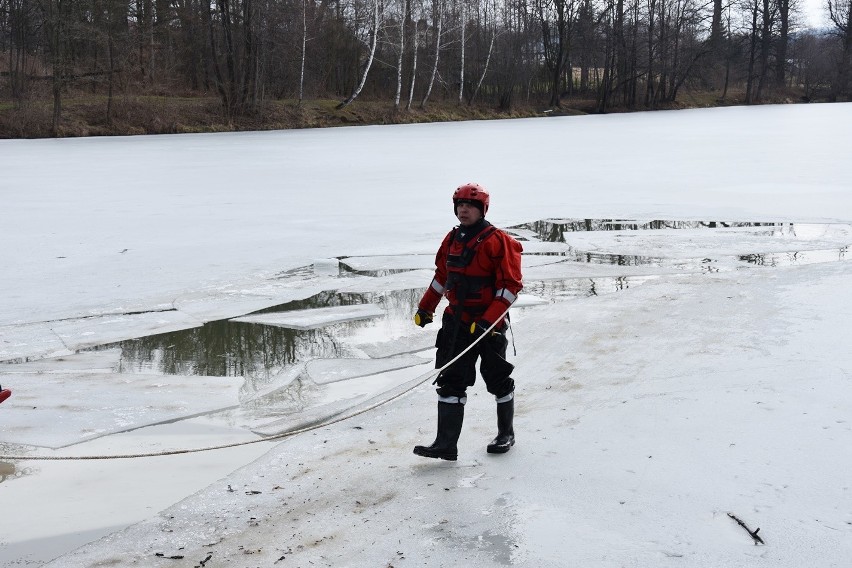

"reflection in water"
[511,219,782,242]
[107,321,337,378]
[510,219,850,271]
[740,247,848,267]
[523,276,654,299]
[506,219,786,268]
[95,289,424,378]
[522,248,666,267]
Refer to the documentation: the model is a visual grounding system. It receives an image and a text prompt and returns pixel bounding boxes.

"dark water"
[94,289,421,377]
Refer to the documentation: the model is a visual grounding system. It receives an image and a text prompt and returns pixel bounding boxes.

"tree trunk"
[470,28,495,104]
[756,0,771,101]
[614,0,625,104]
[458,0,465,104]
[44,0,67,135]
[775,0,789,87]
[107,1,116,125]
[299,0,307,104]
[828,0,852,99]
[845,0,852,98]
[407,19,419,109]
[395,0,407,108]
[745,0,758,103]
[711,0,722,48]
[338,0,380,108]
[421,0,442,108]
[645,0,656,106]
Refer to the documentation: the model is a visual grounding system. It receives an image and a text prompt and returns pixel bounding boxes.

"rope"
[0,306,512,461]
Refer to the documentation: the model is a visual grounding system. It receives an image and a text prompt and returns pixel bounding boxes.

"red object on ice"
[0,389,11,404]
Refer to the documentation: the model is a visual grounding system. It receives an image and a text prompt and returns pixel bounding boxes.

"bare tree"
[407,12,420,109]
[469,24,496,103]
[421,0,443,107]
[775,0,791,87]
[394,0,409,108]
[458,0,465,103]
[339,0,382,108]
[39,0,71,133]
[299,0,307,103]
[208,0,261,117]
[829,0,852,99]
[537,0,575,107]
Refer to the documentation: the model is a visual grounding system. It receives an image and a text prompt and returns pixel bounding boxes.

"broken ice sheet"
[50,311,202,352]
[513,295,549,308]
[249,365,431,436]
[305,355,429,384]
[230,304,385,330]
[5,348,122,374]
[339,254,435,273]
[0,371,240,448]
[0,321,71,362]
[0,310,202,363]
[312,258,340,276]
[561,224,852,259]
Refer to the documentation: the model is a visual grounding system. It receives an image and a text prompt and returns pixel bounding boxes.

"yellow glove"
[414,310,433,327]
[470,320,491,338]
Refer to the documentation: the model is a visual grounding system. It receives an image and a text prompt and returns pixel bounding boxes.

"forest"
[1,0,851,136]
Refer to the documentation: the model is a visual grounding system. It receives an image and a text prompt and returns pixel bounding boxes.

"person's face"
[456,202,482,226]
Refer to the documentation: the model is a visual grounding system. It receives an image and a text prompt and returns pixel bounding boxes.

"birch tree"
[407,15,420,108]
[394,0,409,108]
[420,0,443,107]
[458,0,465,103]
[338,0,381,108]
[469,21,496,103]
[299,0,307,103]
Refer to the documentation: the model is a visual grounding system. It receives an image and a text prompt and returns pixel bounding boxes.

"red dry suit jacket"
[418,220,523,326]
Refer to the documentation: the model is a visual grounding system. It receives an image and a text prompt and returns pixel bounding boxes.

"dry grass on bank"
[0,86,816,139]
[0,94,552,139]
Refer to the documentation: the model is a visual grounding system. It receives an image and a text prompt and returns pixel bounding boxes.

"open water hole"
[70,219,852,379]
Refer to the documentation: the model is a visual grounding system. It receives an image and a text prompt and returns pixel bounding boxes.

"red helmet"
[453,183,490,215]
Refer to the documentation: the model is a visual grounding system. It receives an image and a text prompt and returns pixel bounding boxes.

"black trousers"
[434,312,515,400]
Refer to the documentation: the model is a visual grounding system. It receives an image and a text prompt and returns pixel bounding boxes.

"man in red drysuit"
[412,182,523,461]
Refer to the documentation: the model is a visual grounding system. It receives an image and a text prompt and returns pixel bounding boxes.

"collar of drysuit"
[455,219,491,243]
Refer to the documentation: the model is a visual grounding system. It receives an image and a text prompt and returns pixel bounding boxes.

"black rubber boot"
[487,398,515,454]
[413,402,464,461]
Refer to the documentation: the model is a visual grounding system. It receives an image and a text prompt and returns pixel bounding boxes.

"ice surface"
[0,366,240,448]
[305,355,431,384]
[0,322,71,362]
[561,223,852,258]
[336,268,435,293]
[230,303,386,329]
[512,295,549,308]
[312,258,341,276]
[0,310,203,363]
[250,364,434,436]
[339,254,437,272]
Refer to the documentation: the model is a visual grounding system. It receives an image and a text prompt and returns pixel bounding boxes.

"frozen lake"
[1,104,851,566]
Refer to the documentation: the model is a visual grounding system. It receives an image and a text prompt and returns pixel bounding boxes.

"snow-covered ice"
[1,103,851,566]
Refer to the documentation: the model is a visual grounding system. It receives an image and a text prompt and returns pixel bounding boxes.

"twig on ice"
[727,512,765,545]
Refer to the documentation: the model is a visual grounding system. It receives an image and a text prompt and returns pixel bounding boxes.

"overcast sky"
[802,0,831,28]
